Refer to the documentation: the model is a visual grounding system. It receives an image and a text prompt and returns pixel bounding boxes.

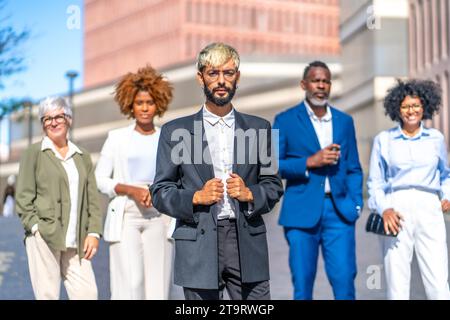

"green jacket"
[15,141,103,258]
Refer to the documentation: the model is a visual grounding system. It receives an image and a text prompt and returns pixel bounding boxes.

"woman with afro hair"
[95,65,174,299]
[367,79,450,299]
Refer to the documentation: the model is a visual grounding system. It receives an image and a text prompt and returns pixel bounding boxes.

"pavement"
[0,206,449,300]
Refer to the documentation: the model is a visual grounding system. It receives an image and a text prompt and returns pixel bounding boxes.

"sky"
[0,0,83,157]
[0,0,83,102]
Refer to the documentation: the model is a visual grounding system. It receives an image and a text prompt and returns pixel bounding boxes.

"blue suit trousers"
[284,197,357,300]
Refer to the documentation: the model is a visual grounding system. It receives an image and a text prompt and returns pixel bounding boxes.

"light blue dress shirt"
[367,124,450,215]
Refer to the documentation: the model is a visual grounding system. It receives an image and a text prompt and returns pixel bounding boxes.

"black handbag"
[365,212,397,237]
[366,135,398,237]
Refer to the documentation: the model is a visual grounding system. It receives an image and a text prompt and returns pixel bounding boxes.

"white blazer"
[95,124,174,242]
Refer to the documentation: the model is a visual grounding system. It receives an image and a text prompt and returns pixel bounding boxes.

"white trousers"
[383,189,450,300]
[25,232,98,300]
[109,204,174,300]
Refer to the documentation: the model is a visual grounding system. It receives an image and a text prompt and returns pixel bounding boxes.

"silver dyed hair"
[38,96,72,120]
[196,42,240,72]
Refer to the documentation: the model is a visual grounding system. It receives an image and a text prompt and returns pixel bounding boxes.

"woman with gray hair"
[15,96,102,300]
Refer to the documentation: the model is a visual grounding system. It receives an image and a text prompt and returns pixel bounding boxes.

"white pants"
[25,232,98,300]
[383,189,450,300]
[109,204,173,300]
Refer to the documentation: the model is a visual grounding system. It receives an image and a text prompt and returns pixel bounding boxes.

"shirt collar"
[304,100,332,122]
[393,122,430,140]
[202,105,235,128]
[41,136,83,160]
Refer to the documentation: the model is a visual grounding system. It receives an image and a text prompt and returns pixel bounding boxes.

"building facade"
[3,58,341,167]
[337,0,409,179]
[1,1,345,198]
[84,0,340,88]
[408,0,450,144]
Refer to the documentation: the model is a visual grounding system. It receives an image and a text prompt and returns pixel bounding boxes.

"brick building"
[84,0,340,88]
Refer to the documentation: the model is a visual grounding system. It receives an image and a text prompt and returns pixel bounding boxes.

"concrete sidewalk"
[1,208,449,299]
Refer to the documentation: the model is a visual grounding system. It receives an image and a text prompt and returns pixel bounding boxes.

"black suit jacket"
[151,108,283,289]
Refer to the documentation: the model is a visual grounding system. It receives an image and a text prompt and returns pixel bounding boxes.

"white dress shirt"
[305,101,333,193]
[42,137,80,248]
[203,106,236,220]
[95,124,175,242]
[33,137,99,248]
[368,124,450,215]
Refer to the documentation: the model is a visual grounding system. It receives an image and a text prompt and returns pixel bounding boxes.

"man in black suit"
[151,42,283,300]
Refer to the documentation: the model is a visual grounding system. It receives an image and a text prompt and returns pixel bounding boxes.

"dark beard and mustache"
[203,81,238,107]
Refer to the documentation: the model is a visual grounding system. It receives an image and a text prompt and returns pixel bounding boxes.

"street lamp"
[23,100,33,146]
[65,70,78,140]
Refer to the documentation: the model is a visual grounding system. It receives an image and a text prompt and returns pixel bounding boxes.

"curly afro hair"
[383,79,442,124]
[114,65,173,118]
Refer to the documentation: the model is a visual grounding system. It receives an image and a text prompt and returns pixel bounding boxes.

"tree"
[0,98,28,118]
[0,0,29,90]
[0,0,30,117]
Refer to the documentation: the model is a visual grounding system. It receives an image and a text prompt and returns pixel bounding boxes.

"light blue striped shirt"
[367,124,450,215]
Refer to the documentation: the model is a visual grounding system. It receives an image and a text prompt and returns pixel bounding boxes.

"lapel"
[73,153,87,217]
[231,110,252,221]
[188,109,215,184]
[43,149,70,191]
[330,106,343,145]
[232,110,250,179]
[296,102,321,151]
[120,124,135,182]
[42,145,87,218]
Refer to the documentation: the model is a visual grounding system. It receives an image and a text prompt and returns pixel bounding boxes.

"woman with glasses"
[15,97,102,299]
[367,79,450,299]
[95,65,174,299]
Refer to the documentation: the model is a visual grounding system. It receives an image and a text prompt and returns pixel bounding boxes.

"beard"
[203,81,237,107]
[306,92,328,107]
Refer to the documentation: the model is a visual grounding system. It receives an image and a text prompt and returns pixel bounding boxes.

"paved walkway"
[1,207,449,300]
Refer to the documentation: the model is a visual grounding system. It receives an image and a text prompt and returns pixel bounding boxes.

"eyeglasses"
[203,69,238,81]
[41,114,67,126]
[400,104,423,112]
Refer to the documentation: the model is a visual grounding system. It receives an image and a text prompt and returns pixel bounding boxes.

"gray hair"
[38,96,72,120]
[196,42,240,72]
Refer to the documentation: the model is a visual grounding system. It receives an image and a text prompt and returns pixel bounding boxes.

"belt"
[217,218,237,226]
[390,186,439,197]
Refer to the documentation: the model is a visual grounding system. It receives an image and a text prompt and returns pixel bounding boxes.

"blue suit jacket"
[273,101,363,228]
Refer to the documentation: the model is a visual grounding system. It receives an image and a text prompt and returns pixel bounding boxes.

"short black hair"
[383,79,442,123]
[303,61,331,80]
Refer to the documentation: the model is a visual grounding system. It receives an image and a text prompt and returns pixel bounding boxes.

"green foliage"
[0,0,30,117]
[0,99,26,118]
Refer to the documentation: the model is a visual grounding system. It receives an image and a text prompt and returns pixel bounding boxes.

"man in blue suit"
[273,61,363,300]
